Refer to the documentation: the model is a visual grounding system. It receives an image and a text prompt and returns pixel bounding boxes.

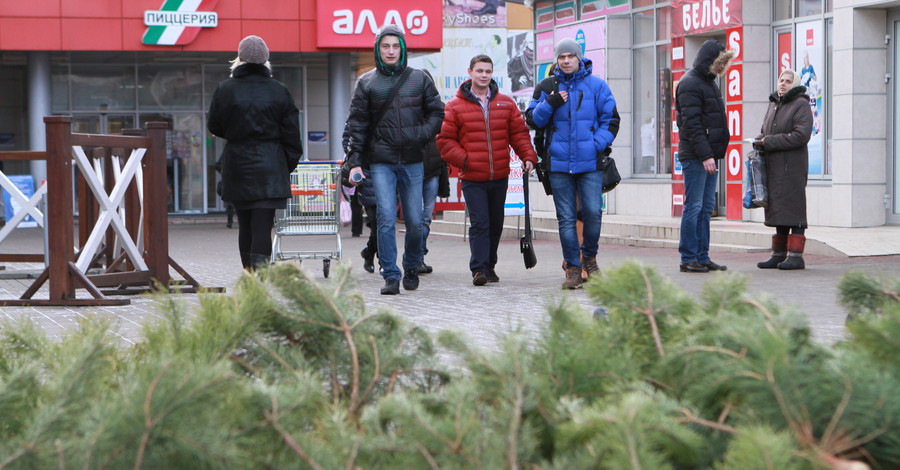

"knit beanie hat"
[238,35,269,64]
[555,38,582,61]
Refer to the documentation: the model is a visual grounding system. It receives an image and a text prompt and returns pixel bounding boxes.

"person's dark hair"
[469,54,493,70]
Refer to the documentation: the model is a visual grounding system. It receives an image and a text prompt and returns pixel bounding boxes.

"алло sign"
[317,0,442,49]
[143,0,219,46]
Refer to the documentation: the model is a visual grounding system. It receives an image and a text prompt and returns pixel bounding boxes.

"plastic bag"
[340,198,352,225]
[743,150,767,209]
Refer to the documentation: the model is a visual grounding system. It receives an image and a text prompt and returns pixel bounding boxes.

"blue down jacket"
[526,58,617,174]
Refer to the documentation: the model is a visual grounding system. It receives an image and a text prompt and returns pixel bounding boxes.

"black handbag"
[520,172,538,269]
[598,149,621,193]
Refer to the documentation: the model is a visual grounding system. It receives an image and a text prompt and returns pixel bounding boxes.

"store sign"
[318,0,442,49]
[143,0,219,46]
[671,0,741,37]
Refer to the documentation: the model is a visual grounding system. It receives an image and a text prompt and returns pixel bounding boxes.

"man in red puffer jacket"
[437,54,538,286]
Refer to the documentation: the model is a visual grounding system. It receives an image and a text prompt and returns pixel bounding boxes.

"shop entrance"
[682,34,728,218]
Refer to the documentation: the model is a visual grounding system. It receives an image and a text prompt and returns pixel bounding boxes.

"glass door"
[139,113,206,213]
[890,15,900,224]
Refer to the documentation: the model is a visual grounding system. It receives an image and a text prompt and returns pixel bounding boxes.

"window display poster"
[443,0,506,28]
[796,21,824,174]
[580,0,629,20]
[536,30,555,63]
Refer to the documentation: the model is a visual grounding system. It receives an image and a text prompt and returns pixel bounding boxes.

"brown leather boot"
[582,255,600,279]
[778,234,806,270]
[562,265,583,289]
[758,234,788,269]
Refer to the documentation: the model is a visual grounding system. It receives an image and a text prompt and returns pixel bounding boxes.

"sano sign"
[318,0,443,49]
[671,0,741,37]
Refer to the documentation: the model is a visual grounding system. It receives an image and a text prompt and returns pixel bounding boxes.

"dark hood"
[374,24,407,76]
[692,40,725,80]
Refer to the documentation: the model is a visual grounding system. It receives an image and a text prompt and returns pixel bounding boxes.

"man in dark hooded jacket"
[345,25,445,295]
[675,39,734,273]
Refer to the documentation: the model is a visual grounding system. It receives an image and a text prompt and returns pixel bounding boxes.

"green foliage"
[0,261,896,469]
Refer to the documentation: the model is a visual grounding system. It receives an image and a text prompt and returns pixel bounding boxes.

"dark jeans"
[236,208,276,256]
[462,179,508,273]
[678,159,718,264]
[350,191,363,236]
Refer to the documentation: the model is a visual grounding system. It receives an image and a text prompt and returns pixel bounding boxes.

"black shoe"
[352,232,362,238]
[679,261,709,273]
[380,279,400,295]
[472,271,487,286]
[777,255,805,270]
[360,248,375,273]
[758,254,787,269]
[702,261,727,271]
[485,270,499,283]
[417,260,433,274]
[402,270,419,291]
[471,6,497,14]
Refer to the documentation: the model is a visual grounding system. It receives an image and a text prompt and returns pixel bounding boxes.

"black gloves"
[545,92,565,108]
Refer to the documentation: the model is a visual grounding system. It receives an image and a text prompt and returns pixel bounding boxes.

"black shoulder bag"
[520,171,538,269]
[342,67,413,186]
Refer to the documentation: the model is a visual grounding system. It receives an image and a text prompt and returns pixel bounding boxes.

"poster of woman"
[795,21,825,174]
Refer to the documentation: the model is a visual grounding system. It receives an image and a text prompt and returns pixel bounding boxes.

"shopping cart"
[272,160,342,277]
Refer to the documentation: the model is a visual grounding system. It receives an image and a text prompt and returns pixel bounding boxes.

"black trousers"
[461,179,508,273]
[236,208,276,256]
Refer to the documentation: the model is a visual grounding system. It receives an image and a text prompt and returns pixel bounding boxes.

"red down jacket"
[437,79,537,182]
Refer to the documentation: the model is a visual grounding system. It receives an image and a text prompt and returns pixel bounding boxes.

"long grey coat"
[757,86,813,227]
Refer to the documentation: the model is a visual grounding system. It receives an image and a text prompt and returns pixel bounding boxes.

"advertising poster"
[795,21,824,174]
[443,0,506,28]
[2,175,38,228]
[505,157,526,217]
[507,30,534,110]
[580,0,629,20]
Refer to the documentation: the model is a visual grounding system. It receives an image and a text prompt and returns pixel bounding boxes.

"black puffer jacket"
[208,63,302,202]
[676,40,730,162]
[345,25,444,169]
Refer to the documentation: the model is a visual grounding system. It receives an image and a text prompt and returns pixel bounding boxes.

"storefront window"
[634,9,655,45]
[825,18,832,175]
[138,65,203,111]
[797,0,822,17]
[633,0,655,8]
[656,5,671,41]
[634,45,656,174]
[141,113,206,213]
[774,0,792,21]
[51,66,69,112]
[70,65,135,111]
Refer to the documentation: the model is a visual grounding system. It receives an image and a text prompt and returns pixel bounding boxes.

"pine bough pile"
[0,262,897,469]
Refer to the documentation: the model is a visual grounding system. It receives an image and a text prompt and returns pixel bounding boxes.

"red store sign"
[317,0,443,50]
[671,0,742,37]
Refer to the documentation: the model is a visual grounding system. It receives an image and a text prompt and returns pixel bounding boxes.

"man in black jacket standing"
[675,40,734,273]
[345,25,444,295]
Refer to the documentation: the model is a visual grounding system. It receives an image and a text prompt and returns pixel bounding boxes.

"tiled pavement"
[1,221,898,351]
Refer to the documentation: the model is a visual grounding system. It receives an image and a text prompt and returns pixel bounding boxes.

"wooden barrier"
[0,117,223,307]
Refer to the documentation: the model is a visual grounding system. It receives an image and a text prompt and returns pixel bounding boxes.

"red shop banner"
[317,0,443,50]
[671,0,742,37]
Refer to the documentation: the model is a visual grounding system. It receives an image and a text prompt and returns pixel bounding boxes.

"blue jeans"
[370,162,424,281]
[422,175,439,256]
[679,159,718,264]
[549,170,603,268]
[462,179,508,273]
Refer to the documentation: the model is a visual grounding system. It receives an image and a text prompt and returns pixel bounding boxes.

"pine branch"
[264,395,325,470]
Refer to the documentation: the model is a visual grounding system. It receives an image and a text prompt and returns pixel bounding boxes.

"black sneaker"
[679,261,710,273]
[472,271,487,286]
[485,270,499,282]
[402,270,419,291]
[380,278,400,295]
[702,261,727,271]
[417,260,433,274]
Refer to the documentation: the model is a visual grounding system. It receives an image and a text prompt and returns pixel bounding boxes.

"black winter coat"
[208,63,302,202]
[344,67,445,168]
[757,86,813,227]
[676,40,729,162]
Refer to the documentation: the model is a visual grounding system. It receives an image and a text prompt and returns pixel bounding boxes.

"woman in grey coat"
[753,69,814,270]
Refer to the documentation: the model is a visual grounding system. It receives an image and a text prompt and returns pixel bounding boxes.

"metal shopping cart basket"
[272,160,342,277]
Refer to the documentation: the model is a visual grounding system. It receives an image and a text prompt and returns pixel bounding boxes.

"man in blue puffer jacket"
[526,38,618,289]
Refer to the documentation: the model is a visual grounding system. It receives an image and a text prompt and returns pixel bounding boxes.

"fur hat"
[554,38,582,61]
[238,35,269,64]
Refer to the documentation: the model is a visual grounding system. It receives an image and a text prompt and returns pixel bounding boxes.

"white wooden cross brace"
[72,146,148,273]
[106,155,146,261]
[0,171,46,244]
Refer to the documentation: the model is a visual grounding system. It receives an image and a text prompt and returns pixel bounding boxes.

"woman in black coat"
[753,69,813,270]
[208,35,302,270]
